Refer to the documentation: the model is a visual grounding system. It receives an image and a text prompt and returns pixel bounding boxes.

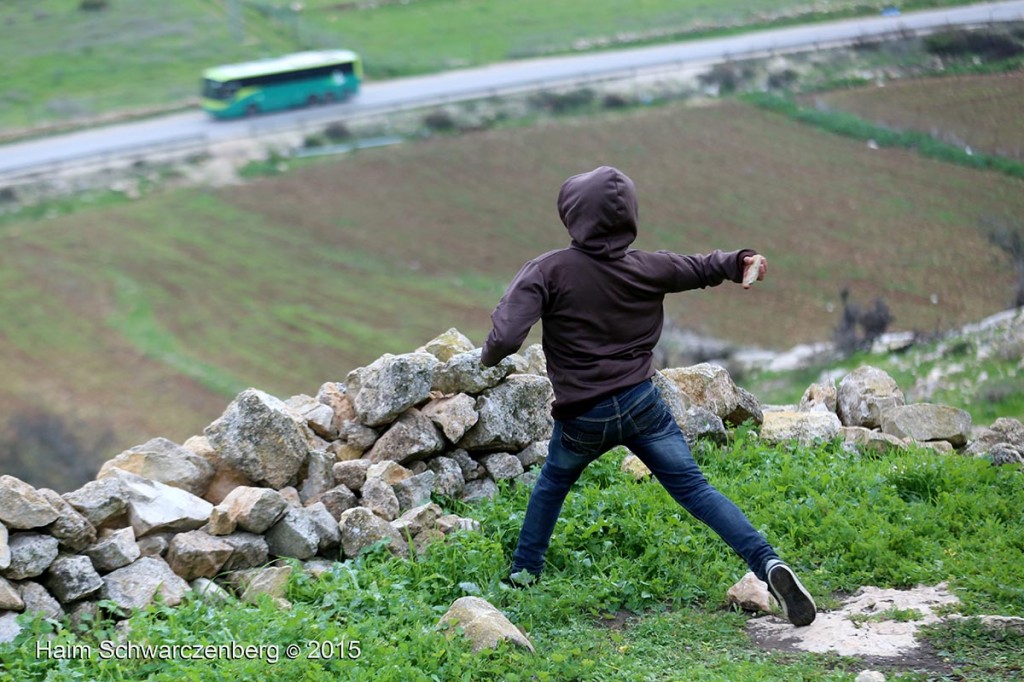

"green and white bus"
[201,49,362,119]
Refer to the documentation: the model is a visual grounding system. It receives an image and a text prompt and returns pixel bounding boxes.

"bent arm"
[481,261,546,367]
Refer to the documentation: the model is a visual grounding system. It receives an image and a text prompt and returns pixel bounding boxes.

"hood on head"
[557,166,638,260]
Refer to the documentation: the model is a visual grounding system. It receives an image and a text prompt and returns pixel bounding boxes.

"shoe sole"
[768,566,816,626]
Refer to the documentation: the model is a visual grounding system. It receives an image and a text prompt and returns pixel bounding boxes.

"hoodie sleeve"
[657,248,756,292]
[481,260,547,367]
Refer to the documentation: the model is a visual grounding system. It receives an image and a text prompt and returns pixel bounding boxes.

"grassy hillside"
[3,440,1022,680]
[2,95,1023,490]
[0,0,980,132]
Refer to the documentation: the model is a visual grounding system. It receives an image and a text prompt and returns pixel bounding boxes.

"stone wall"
[1,328,1021,642]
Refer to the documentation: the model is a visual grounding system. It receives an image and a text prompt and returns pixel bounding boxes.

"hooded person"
[480,165,817,627]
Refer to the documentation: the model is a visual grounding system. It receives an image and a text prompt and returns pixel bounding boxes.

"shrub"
[528,89,595,114]
[324,122,352,142]
[422,110,456,132]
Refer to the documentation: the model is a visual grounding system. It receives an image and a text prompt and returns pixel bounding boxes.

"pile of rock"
[1,330,1020,646]
[0,328,554,642]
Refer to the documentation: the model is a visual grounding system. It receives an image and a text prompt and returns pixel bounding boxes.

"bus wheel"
[307,94,320,107]
[246,104,259,117]
[323,92,336,103]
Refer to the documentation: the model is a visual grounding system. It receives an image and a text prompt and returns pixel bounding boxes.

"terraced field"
[808,70,1024,159]
[3,96,1022,489]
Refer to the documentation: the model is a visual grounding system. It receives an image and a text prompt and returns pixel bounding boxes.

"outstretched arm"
[742,254,768,289]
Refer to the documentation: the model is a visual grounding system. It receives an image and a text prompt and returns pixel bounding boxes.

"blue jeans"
[512,379,779,582]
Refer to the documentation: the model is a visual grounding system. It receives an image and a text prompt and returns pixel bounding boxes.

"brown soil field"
[3,97,1022,490]
[806,70,1024,159]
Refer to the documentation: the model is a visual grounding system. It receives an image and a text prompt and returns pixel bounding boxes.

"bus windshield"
[202,79,237,100]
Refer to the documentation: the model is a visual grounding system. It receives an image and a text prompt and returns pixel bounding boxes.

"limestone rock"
[661,364,739,420]
[166,530,234,580]
[516,441,548,469]
[964,417,1024,463]
[421,393,479,443]
[436,514,481,535]
[480,453,524,481]
[136,533,172,558]
[652,371,692,424]
[265,507,320,560]
[727,572,774,614]
[220,532,270,571]
[726,386,764,427]
[305,502,342,556]
[451,449,486,481]
[0,475,59,530]
[437,596,535,653]
[316,381,357,436]
[360,478,400,521]
[286,394,339,441]
[0,612,22,644]
[391,503,443,537]
[333,459,372,491]
[338,507,409,559]
[18,581,64,620]
[760,411,842,446]
[460,478,498,503]
[680,406,728,444]
[837,366,905,428]
[63,477,130,529]
[185,434,253,505]
[340,422,379,453]
[0,522,8,570]
[365,409,445,464]
[427,456,465,499]
[346,352,438,427]
[36,488,96,552]
[393,471,437,512]
[299,449,336,503]
[522,344,547,376]
[856,672,886,682]
[225,565,292,605]
[110,470,213,537]
[85,527,141,573]
[98,437,215,497]
[841,427,907,455]
[420,328,476,362]
[2,533,60,580]
[432,349,515,395]
[800,380,838,413]
[102,556,190,611]
[0,575,24,611]
[45,554,104,603]
[204,388,313,489]
[366,460,413,485]
[621,453,652,481]
[217,486,287,534]
[880,404,972,448]
[309,484,358,520]
[191,577,233,605]
[458,375,554,452]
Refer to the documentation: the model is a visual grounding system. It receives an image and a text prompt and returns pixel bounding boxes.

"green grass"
[0,0,989,132]
[2,438,1022,680]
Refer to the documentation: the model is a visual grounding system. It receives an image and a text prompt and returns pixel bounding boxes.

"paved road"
[2,0,1022,179]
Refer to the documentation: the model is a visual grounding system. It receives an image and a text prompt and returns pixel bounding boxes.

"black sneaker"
[506,568,540,589]
[765,559,816,626]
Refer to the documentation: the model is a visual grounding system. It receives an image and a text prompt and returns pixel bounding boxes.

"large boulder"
[680,406,728,444]
[437,596,535,653]
[166,530,235,580]
[836,367,905,428]
[799,380,838,414]
[880,404,972,448]
[346,353,438,427]
[98,437,215,497]
[215,486,287,534]
[458,375,553,452]
[364,409,445,465]
[660,364,739,420]
[265,507,321,561]
[85,527,141,573]
[204,388,313,489]
[0,476,59,530]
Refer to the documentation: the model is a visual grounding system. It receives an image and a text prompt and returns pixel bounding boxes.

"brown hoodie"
[481,166,754,420]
